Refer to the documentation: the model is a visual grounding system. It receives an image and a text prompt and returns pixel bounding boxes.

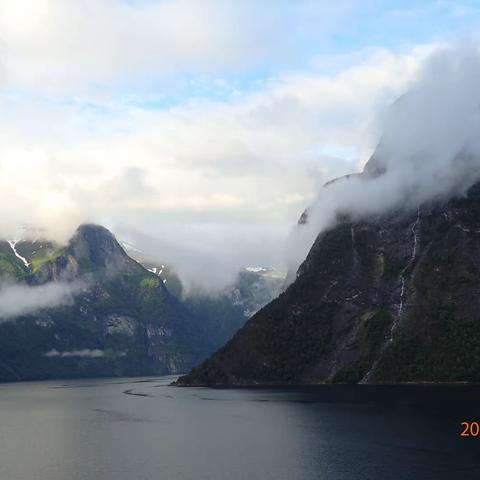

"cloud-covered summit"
[289,44,480,273]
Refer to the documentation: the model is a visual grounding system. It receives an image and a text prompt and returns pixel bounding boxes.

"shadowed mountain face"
[177,180,480,386]
[69,225,142,273]
[0,225,246,382]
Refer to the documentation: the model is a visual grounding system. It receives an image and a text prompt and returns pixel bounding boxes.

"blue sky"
[0,0,479,288]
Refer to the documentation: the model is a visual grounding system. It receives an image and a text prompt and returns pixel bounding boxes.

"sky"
[1,0,480,290]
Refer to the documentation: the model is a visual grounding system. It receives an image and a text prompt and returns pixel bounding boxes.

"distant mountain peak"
[69,224,140,274]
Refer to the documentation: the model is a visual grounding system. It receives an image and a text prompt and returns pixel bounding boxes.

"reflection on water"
[0,377,479,480]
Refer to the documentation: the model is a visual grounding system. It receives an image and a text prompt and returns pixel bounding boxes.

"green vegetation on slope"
[332,309,392,383]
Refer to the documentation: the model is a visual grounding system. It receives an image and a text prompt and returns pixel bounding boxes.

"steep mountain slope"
[178,181,480,385]
[182,268,285,349]
[0,225,241,381]
[124,245,285,318]
[122,245,285,345]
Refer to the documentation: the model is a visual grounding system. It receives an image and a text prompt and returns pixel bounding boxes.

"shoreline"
[173,380,480,388]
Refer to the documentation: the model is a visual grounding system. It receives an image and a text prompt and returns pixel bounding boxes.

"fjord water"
[1,377,479,480]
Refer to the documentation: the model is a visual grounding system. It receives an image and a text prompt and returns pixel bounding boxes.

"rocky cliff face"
[0,225,240,381]
[178,180,480,385]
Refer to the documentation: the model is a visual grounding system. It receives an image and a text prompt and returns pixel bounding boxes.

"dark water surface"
[1,377,479,480]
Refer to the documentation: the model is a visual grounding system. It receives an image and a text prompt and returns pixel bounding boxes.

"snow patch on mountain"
[8,241,30,267]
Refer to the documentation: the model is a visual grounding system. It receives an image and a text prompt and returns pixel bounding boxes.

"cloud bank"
[290,44,480,272]
[0,281,84,319]
[0,1,477,290]
[0,46,428,290]
[0,0,362,97]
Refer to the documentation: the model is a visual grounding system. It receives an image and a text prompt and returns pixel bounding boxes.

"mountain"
[177,175,480,385]
[122,243,285,313]
[0,225,245,381]
[182,267,285,349]
[121,247,285,353]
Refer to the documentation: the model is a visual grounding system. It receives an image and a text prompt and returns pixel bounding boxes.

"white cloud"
[0,0,251,94]
[0,44,434,288]
[0,1,460,289]
[44,348,105,358]
[289,43,480,273]
[0,0,364,97]
[0,281,85,319]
